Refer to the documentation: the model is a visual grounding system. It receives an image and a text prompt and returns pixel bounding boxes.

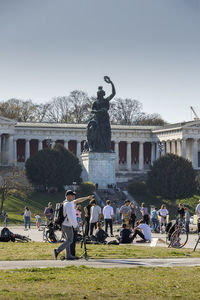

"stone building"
[1,116,200,182]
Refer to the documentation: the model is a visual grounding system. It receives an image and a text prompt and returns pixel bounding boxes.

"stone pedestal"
[81,152,116,189]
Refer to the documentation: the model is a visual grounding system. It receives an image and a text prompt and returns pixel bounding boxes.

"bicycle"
[42,222,64,243]
[168,219,188,249]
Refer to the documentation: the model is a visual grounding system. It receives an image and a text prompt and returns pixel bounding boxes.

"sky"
[0,0,200,123]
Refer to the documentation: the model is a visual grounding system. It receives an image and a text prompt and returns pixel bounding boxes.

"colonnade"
[1,134,200,170]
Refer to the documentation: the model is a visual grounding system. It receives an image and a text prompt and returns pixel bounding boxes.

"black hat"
[65,190,76,196]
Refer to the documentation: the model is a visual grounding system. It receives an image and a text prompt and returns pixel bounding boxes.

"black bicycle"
[168,219,188,249]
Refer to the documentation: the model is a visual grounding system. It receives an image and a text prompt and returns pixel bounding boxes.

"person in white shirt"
[103,200,114,236]
[158,204,169,232]
[132,220,151,242]
[54,190,94,260]
[196,199,200,233]
[90,199,102,236]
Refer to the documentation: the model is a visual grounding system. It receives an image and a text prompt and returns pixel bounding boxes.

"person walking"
[54,190,93,260]
[89,199,101,236]
[24,207,31,230]
[103,200,114,236]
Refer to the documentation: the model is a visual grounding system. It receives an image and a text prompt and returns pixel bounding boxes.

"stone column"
[166,141,170,153]
[193,139,198,169]
[38,139,43,151]
[127,142,132,171]
[139,142,144,171]
[8,135,14,165]
[171,140,176,154]
[13,139,17,165]
[155,142,160,160]
[181,139,186,158]
[77,141,81,158]
[64,140,68,149]
[25,139,30,161]
[160,142,165,156]
[177,139,181,156]
[115,141,119,171]
[151,142,155,165]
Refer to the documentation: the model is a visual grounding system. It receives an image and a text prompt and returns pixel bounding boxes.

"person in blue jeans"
[23,207,31,230]
[151,207,159,232]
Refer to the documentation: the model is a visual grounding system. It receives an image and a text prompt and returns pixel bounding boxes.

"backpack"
[54,203,66,228]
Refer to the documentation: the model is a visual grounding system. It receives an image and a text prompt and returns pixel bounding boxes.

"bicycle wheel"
[170,229,188,248]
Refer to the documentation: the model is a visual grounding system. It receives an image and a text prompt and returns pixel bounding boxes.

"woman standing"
[158,204,169,233]
[140,203,149,225]
[130,202,136,229]
[24,207,31,230]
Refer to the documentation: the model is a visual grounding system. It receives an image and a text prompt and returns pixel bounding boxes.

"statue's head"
[97,86,105,100]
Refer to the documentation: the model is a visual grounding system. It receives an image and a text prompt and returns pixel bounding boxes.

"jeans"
[24,216,30,229]
[132,229,145,241]
[90,222,97,236]
[105,219,113,235]
[57,225,73,258]
[151,218,159,232]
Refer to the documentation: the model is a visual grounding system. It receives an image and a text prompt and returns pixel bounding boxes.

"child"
[34,213,42,230]
[75,205,82,230]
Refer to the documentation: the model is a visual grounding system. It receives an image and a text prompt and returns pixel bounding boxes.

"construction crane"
[190,106,200,121]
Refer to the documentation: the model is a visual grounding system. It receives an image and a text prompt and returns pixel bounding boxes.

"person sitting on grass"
[95,222,108,243]
[132,220,151,243]
[119,223,133,244]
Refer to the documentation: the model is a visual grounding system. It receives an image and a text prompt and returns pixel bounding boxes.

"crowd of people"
[16,194,200,261]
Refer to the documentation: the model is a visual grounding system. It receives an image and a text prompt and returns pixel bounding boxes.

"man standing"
[89,199,101,236]
[120,200,131,225]
[44,202,54,225]
[54,190,93,260]
[103,200,114,236]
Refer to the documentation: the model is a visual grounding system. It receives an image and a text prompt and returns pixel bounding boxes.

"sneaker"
[111,234,114,237]
[54,249,58,260]
[136,240,146,243]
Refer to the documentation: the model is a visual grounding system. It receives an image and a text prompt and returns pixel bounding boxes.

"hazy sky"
[0,0,200,123]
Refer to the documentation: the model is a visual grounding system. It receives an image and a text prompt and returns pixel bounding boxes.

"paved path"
[1,257,200,270]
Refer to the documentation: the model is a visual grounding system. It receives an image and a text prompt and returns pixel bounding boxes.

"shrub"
[127,181,148,196]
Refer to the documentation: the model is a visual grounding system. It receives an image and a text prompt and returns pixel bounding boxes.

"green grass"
[0,191,64,225]
[0,242,200,261]
[0,266,200,299]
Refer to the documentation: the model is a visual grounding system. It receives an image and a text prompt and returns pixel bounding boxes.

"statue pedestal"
[81,152,116,189]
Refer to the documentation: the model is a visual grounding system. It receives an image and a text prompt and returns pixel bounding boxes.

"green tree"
[25,144,82,191]
[147,153,196,199]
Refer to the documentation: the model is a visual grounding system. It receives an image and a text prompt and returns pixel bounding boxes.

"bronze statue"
[86,76,116,152]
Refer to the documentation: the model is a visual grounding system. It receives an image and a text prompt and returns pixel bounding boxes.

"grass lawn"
[0,266,200,299]
[0,191,64,225]
[1,242,200,261]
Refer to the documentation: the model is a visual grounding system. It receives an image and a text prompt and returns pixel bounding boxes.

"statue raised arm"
[104,76,116,102]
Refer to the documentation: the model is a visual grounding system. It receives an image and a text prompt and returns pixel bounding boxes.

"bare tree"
[135,113,166,126]
[42,97,73,123]
[0,99,39,122]
[68,90,92,123]
[110,98,143,125]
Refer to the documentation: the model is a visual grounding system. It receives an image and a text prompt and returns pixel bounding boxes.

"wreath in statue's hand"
[104,76,111,84]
